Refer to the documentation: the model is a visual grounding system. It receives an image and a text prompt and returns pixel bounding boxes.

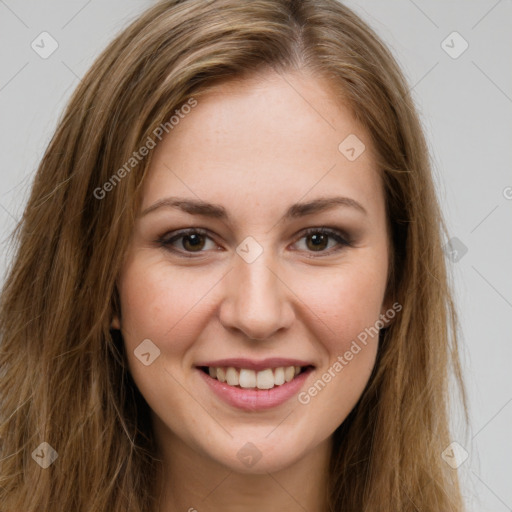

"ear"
[111,285,122,330]
[111,314,121,330]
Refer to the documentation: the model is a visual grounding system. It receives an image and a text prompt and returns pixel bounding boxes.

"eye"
[158,228,218,255]
[158,226,351,258]
[292,227,351,257]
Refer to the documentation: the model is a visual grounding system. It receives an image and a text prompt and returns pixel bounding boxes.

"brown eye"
[294,228,351,256]
[181,233,206,252]
[159,228,217,255]
[158,226,351,258]
[305,232,330,251]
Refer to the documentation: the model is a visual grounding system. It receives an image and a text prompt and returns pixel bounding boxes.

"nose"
[218,249,295,341]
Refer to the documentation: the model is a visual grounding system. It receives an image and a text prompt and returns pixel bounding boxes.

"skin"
[112,69,392,512]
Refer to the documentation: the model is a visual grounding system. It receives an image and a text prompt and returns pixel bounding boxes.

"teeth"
[206,365,305,389]
[256,368,275,389]
[239,368,256,388]
[216,367,226,383]
[274,367,285,386]
[226,367,238,386]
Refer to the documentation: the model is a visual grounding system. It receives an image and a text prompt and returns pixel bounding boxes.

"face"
[113,69,391,475]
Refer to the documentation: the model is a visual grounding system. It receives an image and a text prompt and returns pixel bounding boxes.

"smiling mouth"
[198,365,314,390]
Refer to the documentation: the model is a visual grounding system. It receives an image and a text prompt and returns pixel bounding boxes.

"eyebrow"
[140,195,367,220]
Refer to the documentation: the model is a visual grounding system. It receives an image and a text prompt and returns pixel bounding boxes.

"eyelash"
[157,227,352,258]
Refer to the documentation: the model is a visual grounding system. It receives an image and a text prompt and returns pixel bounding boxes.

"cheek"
[302,258,387,348]
[117,258,219,356]
[292,262,388,414]
[289,258,386,434]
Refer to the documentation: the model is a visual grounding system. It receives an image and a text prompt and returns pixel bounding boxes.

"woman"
[0,0,469,510]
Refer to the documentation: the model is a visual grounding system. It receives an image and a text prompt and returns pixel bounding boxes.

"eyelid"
[157,226,353,257]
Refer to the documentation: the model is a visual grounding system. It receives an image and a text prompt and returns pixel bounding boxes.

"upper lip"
[195,358,315,372]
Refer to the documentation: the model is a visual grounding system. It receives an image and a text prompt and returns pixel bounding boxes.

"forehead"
[140,70,384,223]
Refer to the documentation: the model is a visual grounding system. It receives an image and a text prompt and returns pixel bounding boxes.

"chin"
[202,435,308,475]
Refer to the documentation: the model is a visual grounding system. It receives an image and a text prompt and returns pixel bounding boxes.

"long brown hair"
[0,0,469,510]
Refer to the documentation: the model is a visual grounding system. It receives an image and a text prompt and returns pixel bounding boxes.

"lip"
[194,357,314,372]
[196,366,315,411]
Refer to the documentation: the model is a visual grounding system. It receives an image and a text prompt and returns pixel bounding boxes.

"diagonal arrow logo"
[338,134,365,161]
[31,31,59,59]
[134,339,161,365]
[440,31,468,59]
[236,236,263,263]
[441,441,468,469]
[31,441,58,468]
[236,442,262,467]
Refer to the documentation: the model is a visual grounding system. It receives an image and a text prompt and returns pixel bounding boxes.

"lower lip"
[197,367,314,411]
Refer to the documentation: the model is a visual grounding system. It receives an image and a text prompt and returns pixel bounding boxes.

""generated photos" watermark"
[93,98,197,200]
[298,301,402,405]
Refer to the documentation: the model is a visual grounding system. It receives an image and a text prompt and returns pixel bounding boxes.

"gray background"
[1,1,511,510]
